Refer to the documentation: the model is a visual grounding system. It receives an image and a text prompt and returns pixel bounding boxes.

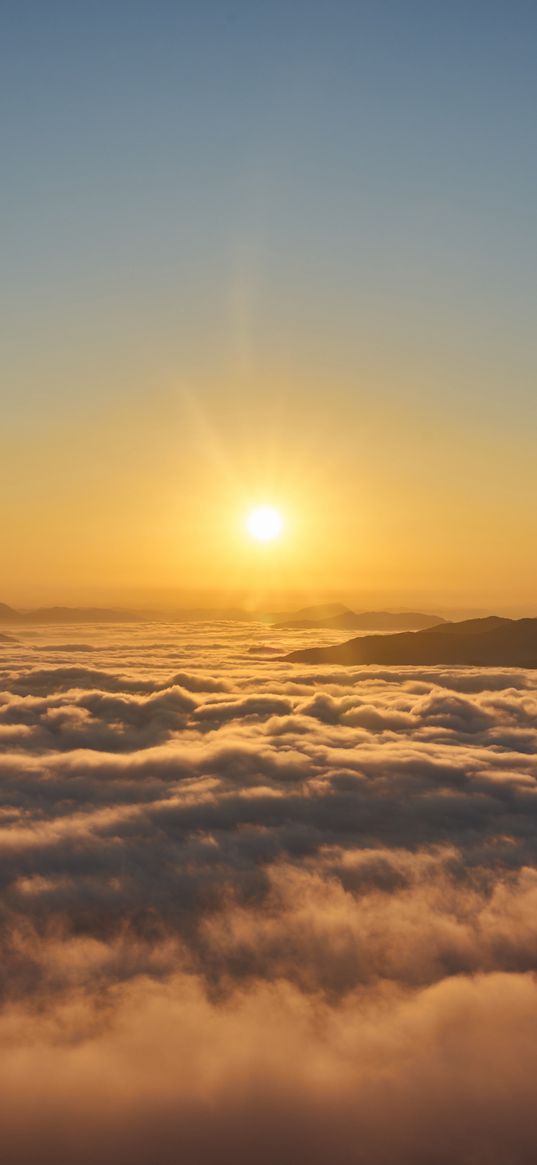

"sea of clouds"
[2,621,537,1163]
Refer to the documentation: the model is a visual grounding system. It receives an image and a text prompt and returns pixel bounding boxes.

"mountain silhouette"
[276,608,445,631]
[285,617,537,668]
[0,601,444,629]
[0,603,20,620]
[0,604,144,624]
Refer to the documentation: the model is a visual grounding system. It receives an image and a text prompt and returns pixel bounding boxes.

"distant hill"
[422,616,509,636]
[260,602,346,625]
[0,601,312,625]
[285,617,537,668]
[0,600,442,629]
[0,603,20,621]
[24,606,145,623]
[0,604,145,624]
[276,608,445,631]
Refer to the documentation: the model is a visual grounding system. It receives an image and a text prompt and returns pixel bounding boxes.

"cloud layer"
[2,622,537,1162]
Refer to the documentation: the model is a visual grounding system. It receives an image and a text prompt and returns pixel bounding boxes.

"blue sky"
[2,1,537,603]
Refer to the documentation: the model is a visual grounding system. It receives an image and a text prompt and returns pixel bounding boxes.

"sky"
[2,0,537,609]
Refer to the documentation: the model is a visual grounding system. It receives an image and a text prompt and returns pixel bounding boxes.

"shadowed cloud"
[2,622,537,1162]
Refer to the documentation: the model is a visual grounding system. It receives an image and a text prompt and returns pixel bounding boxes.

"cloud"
[0,971,537,1164]
[2,623,537,1161]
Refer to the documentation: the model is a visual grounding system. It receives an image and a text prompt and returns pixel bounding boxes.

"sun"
[246,505,283,542]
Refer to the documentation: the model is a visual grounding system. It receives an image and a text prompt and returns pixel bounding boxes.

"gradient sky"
[2,0,537,608]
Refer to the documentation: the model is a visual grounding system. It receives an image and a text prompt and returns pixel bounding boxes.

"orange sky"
[3,2,537,610]
[3,363,536,610]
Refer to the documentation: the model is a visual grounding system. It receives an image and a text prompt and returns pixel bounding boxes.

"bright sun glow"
[246,505,283,542]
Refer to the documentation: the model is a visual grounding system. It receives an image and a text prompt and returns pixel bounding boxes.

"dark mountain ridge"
[285,617,537,668]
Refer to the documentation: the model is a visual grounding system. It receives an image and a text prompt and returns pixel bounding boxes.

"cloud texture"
[2,622,537,1163]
